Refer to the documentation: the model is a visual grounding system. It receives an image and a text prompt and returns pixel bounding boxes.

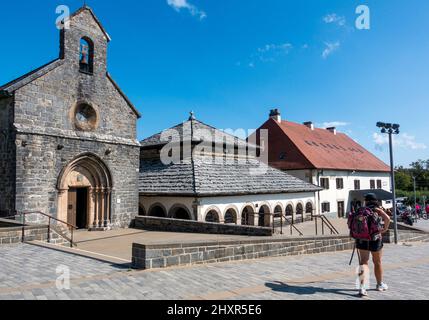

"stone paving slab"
[0,241,428,300]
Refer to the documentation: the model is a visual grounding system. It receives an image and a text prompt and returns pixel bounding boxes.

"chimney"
[327,127,337,135]
[269,109,281,123]
[303,121,314,130]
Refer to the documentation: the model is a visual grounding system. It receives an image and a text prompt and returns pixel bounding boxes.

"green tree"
[395,170,413,191]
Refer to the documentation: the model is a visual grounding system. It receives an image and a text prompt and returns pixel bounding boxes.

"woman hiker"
[353,193,391,297]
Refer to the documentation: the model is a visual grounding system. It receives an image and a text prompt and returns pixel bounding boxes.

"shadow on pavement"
[265,281,361,298]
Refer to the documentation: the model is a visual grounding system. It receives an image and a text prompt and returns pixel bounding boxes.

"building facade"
[0,6,141,229]
[252,110,392,217]
[139,115,321,226]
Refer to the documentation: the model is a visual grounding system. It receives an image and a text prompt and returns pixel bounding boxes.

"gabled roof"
[107,73,141,118]
[271,119,390,172]
[0,59,63,95]
[139,156,321,197]
[140,117,252,150]
[70,6,111,42]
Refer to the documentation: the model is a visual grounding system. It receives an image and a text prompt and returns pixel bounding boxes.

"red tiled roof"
[272,119,390,172]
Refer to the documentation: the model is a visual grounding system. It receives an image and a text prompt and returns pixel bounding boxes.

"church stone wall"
[14,133,139,227]
[0,97,16,217]
[8,8,140,227]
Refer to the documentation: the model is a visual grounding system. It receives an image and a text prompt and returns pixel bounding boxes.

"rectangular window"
[370,180,376,189]
[321,202,331,213]
[354,180,361,190]
[320,178,330,190]
[377,180,382,189]
[336,178,344,189]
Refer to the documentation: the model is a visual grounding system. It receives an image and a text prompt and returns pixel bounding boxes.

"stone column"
[104,188,111,228]
[99,188,105,229]
[88,187,95,228]
[93,188,99,229]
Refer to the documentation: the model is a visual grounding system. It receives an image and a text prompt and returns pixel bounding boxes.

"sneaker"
[359,288,368,297]
[376,282,389,292]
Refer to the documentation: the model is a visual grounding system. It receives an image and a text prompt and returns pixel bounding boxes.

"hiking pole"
[349,244,356,266]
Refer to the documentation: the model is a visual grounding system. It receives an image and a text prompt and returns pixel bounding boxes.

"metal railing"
[313,214,340,235]
[19,211,77,248]
[272,214,304,236]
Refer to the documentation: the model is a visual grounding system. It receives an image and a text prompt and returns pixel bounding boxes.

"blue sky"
[1,0,428,167]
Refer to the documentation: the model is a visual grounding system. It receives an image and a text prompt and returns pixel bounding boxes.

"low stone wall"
[133,216,273,237]
[132,235,355,270]
[0,224,68,246]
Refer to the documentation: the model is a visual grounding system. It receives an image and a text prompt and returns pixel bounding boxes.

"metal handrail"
[271,213,304,236]
[321,215,340,234]
[314,214,340,235]
[18,211,77,248]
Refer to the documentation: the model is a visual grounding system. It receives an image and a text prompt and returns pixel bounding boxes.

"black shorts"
[356,239,384,252]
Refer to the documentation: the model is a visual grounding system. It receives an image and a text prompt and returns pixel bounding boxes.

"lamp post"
[377,122,400,244]
[412,176,417,214]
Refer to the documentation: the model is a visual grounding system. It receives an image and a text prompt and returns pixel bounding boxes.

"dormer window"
[79,37,94,74]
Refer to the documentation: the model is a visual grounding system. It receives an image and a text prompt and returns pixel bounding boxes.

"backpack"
[348,207,383,241]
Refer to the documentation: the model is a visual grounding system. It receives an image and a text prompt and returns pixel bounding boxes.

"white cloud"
[319,121,350,128]
[323,13,346,26]
[373,132,427,151]
[244,43,293,67]
[167,0,206,20]
[322,41,340,59]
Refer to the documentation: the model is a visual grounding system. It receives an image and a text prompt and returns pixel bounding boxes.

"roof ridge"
[0,59,63,94]
[70,6,111,42]
[273,118,318,168]
[106,73,141,118]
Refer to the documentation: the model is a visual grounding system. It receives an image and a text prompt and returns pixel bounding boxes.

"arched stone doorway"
[224,208,238,224]
[57,154,112,230]
[258,205,271,227]
[306,202,313,219]
[205,210,220,223]
[169,205,192,220]
[241,206,254,226]
[148,204,167,217]
[296,203,304,223]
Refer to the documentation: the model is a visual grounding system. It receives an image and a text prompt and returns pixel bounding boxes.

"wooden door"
[67,188,77,226]
[338,201,345,218]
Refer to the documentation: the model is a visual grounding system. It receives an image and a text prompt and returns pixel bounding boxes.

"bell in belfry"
[80,43,89,64]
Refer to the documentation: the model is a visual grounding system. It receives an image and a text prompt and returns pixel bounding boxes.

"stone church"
[0,6,141,229]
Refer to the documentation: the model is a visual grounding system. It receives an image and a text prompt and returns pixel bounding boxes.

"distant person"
[348,193,391,297]
[426,203,429,214]
[416,203,421,211]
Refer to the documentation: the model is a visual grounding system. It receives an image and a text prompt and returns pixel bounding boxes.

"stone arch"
[224,206,239,224]
[204,206,221,223]
[296,202,305,223]
[285,203,294,217]
[80,36,94,74]
[258,203,271,227]
[273,203,284,217]
[241,205,255,226]
[169,204,192,220]
[148,203,167,217]
[205,208,221,223]
[305,201,314,214]
[57,153,112,230]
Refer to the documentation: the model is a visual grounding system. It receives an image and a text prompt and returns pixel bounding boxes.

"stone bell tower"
[59,5,110,76]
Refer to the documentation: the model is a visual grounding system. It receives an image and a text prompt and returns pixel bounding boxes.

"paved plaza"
[0,239,428,300]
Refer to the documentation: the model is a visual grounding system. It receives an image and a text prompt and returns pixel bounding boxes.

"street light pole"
[413,176,417,213]
[377,122,400,245]
[388,132,399,244]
